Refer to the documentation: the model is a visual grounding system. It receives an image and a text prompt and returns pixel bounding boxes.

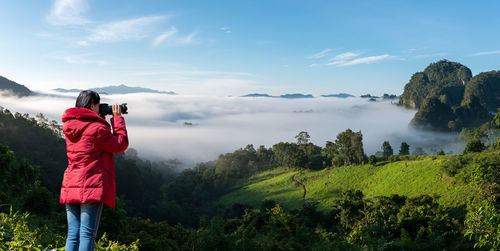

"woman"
[60,90,128,251]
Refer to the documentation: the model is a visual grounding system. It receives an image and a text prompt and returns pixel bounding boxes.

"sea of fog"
[0,91,463,168]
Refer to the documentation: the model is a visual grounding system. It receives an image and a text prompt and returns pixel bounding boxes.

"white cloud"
[328,53,393,67]
[88,16,167,42]
[470,50,500,56]
[46,0,90,25]
[307,49,332,59]
[220,27,231,33]
[152,27,179,46]
[341,54,393,66]
[151,27,197,46]
[332,52,360,61]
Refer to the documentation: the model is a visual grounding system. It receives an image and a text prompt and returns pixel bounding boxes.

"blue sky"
[1,0,500,96]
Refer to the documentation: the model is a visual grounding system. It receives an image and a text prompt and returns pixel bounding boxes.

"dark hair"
[75,90,100,109]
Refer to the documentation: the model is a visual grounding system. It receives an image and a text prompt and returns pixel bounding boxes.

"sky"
[1,0,500,96]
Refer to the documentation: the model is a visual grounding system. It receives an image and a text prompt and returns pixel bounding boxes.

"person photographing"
[60,90,128,251]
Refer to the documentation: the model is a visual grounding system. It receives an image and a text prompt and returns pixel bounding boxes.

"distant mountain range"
[54,84,177,95]
[242,93,355,99]
[321,93,355,98]
[0,76,32,97]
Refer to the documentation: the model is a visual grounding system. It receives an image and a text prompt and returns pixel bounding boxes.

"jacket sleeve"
[96,115,129,153]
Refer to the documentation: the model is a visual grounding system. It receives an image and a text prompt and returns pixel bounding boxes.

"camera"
[99,103,128,117]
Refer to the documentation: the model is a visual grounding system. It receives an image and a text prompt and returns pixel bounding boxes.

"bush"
[0,208,65,250]
[463,139,486,154]
[440,155,472,177]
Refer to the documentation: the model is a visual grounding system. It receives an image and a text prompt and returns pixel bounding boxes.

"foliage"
[411,96,457,131]
[400,60,494,132]
[0,210,63,250]
[332,129,365,166]
[381,141,393,159]
[453,95,492,130]
[412,147,426,156]
[463,70,500,112]
[440,154,472,177]
[0,75,31,97]
[464,152,500,250]
[399,142,410,155]
[399,60,471,109]
[220,157,476,212]
[95,233,140,251]
[272,142,307,169]
[0,107,67,193]
[463,138,486,154]
[295,131,311,145]
[368,155,376,166]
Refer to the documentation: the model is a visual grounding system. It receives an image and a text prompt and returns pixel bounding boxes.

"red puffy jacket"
[60,107,128,208]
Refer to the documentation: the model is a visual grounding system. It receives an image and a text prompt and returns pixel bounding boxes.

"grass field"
[218,156,476,211]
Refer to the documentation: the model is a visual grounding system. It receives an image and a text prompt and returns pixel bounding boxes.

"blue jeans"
[65,203,104,251]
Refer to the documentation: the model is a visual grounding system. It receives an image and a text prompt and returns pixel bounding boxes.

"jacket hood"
[62,107,110,140]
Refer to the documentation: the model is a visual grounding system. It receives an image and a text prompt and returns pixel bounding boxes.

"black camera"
[99,103,128,117]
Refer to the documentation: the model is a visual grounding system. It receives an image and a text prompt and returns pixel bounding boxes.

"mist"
[0,91,462,168]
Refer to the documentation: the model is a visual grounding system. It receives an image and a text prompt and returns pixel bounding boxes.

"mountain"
[463,70,500,112]
[400,60,494,131]
[241,93,314,98]
[411,96,457,131]
[0,75,32,97]
[279,93,314,99]
[241,93,274,97]
[321,93,355,98]
[399,60,472,109]
[53,88,82,93]
[54,84,177,95]
[360,94,379,98]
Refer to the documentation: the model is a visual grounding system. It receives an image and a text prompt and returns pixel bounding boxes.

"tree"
[381,141,393,158]
[295,131,310,145]
[368,155,377,166]
[412,147,426,156]
[272,142,307,168]
[463,139,485,154]
[437,148,445,155]
[399,142,410,155]
[333,129,365,165]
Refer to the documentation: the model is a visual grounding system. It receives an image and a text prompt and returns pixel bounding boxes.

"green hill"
[0,75,31,97]
[399,60,471,109]
[218,156,476,211]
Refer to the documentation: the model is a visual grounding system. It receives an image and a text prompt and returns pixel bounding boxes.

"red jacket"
[60,107,128,208]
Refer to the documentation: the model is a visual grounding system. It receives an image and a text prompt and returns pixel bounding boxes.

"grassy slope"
[218,156,476,211]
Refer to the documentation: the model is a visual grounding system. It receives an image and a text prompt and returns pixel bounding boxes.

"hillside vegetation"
[0,75,31,97]
[219,157,476,211]
[399,60,498,132]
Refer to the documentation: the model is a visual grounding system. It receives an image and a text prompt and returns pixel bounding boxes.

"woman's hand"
[112,104,122,116]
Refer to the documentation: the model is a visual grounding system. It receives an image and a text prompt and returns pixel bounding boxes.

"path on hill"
[291,173,307,200]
